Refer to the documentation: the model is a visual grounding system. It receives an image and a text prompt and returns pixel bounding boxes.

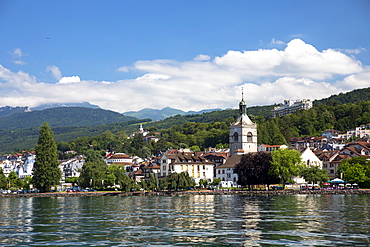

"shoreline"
[1,189,370,198]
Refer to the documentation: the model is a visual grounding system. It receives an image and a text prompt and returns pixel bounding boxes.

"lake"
[1,194,369,246]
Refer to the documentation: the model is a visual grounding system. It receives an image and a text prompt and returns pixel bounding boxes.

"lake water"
[0,194,369,246]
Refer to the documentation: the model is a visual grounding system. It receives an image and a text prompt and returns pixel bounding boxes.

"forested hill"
[0,107,137,130]
[314,87,370,106]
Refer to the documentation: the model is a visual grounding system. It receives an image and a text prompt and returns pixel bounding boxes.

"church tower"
[229,90,258,155]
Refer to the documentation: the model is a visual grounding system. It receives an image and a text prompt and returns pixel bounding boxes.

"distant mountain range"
[122,107,223,121]
[0,106,31,117]
[0,107,137,130]
[0,103,222,121]
[31,102,100,111]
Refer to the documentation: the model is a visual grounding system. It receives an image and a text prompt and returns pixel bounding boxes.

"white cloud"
[117,66,129,72]
[11,48,25,58]
[13,60,26,65]
[0,39,368,112]
[58,76,81,84]
[10,48,26,65]
[270,38,286,46]
[46,65,62,80]
[194,54,211,61]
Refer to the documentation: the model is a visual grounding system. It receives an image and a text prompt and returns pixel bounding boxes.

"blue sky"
[0,0,369,112]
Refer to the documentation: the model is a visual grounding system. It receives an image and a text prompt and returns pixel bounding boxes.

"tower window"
[234,132,238,141]
[247,132,252,142]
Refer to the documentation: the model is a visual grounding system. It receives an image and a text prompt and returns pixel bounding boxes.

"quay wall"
[1,189,370,198]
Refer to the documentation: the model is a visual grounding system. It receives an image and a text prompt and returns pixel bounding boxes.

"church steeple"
[239,87,247,116]
[229,87,258,155]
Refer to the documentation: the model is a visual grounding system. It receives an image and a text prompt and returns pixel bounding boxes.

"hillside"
[1,86,369,154]
[314,87,370,106]
[0,107,137,130]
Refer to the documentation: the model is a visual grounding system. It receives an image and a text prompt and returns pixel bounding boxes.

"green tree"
[269,148,303,189]
[0,168,8,189]
[80,150,107,189]
[8,171,24,189]
[107,164,139,192]
[338,161,367,184]
[32,122,62,192]
[300,166,329,184]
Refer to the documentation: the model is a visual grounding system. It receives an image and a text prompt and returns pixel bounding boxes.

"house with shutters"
[160,150,214,184]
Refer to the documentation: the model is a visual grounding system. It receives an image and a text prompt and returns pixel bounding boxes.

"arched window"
[233,132,238,142]
[247,132,253,142]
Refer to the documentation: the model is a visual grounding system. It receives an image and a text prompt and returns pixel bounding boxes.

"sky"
[0,0,370,113]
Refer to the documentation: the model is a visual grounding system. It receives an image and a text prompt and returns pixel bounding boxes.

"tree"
[107,164,139,192]
[300,166,329,184]
[0,168,7,189]
[269,148,303,189]
[338,161,367,184]
[79,150,107,189]
[8,171,24,189]
[235,152,279,189]
[32,122,62,192]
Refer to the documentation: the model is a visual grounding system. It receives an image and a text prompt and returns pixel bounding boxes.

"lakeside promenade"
[1,189,370,198]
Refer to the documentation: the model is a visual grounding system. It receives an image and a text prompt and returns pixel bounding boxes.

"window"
[233,132,238,142]
[218,170,220,174]
[247,132,253,142]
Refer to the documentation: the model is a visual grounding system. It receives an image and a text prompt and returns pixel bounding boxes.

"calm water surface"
[0,194,369,246]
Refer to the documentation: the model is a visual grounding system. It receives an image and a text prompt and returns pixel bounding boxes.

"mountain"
[31,102,100,111]
[0,106,31,118]
[0,107,137,130]
[123,106,223,121]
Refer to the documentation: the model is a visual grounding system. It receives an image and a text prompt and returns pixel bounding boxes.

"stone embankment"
[1,189,370,198]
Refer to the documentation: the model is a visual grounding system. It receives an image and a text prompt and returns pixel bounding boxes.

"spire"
[239,87,247,116]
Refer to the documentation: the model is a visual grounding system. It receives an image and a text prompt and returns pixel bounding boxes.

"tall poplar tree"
[32,122,62,192]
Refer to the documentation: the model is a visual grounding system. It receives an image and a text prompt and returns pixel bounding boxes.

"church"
[216,92,258,186]
[229,91,258,155]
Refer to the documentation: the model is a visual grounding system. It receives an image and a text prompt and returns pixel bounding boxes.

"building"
[319,151,351,179]
[215,155,241,187]
[229,92,258,155]
[159,150,214,184]
[105,153,134,174]
[60,156,85,180]
[257,144,287,152]
[272,99,312,117]
[339,125,370,140]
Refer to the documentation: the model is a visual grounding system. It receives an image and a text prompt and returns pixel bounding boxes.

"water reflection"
[0,194,369,246]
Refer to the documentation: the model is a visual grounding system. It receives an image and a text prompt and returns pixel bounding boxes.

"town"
[1,96,370,193]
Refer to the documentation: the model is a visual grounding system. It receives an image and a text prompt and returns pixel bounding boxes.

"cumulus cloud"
[58,76,81,84]
[0,39,368,112]
[46,65,62,80]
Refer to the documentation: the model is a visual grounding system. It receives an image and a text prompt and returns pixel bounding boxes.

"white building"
[229,93,258,155]
[293,146,323,184]
[215,155,241,187]
[272,99,312,117]
[160,150,214,185]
